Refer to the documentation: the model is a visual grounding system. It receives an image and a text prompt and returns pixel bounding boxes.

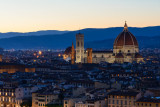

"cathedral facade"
[64,22,144,64]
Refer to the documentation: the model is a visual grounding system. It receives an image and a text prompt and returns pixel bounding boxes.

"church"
[63,22,144,64]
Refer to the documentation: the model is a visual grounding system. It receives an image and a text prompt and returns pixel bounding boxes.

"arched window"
[88,52,90,56]
[102,55,104,58]
[77,41,79,47]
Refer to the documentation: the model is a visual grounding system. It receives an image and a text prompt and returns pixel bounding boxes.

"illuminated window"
[129,101,131,105]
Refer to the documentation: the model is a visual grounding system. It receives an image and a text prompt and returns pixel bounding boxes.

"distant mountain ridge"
[0,26,160,49]
[0,30,69,39]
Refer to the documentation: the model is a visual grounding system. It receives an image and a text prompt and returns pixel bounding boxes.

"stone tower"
[71,42,75,64]
[76,33,84,63]
[87,48,92,63]
[0,54,2,62]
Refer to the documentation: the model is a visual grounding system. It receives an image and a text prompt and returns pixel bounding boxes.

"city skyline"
[0,0,160,32]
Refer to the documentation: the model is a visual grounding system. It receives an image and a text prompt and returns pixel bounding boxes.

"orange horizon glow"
[0,0,160,33]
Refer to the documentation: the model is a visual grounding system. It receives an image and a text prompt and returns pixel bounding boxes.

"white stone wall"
[76,33,84,63]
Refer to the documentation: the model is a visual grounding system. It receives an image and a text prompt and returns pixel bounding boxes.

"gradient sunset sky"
[0,0,160,32]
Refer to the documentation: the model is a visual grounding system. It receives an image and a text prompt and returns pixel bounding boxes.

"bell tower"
[76,33,84,63]
[87,48,92,63]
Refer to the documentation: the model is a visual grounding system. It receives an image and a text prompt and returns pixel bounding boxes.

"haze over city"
[0,0,160,32]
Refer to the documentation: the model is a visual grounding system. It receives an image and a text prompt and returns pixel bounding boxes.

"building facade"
[32,88,59,107]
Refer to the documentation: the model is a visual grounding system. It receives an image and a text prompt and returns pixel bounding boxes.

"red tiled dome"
[64,47,72,55]
[114,22,138,49]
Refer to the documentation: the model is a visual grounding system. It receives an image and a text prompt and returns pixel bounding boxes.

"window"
[125,101,127,105]
[102,55,104,58]
[65,101,68,104]
[77,41,79,47]
[156,104,158,107]
[121,100,123,105]
[125,96,127,99]
[129,101,131,105]
[128,50,130,53]
[109,99,110,104]
[117,100,119,104]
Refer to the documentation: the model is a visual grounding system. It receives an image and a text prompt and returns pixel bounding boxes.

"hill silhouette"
[0,26,160,49]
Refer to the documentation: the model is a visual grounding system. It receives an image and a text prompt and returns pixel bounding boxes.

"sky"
[0,0,160,33]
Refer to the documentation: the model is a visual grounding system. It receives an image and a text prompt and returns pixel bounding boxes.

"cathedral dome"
[64,47,72,55]
[114,22,138,49]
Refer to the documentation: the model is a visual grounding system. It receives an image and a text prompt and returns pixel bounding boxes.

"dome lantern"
[123,21,128,31]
